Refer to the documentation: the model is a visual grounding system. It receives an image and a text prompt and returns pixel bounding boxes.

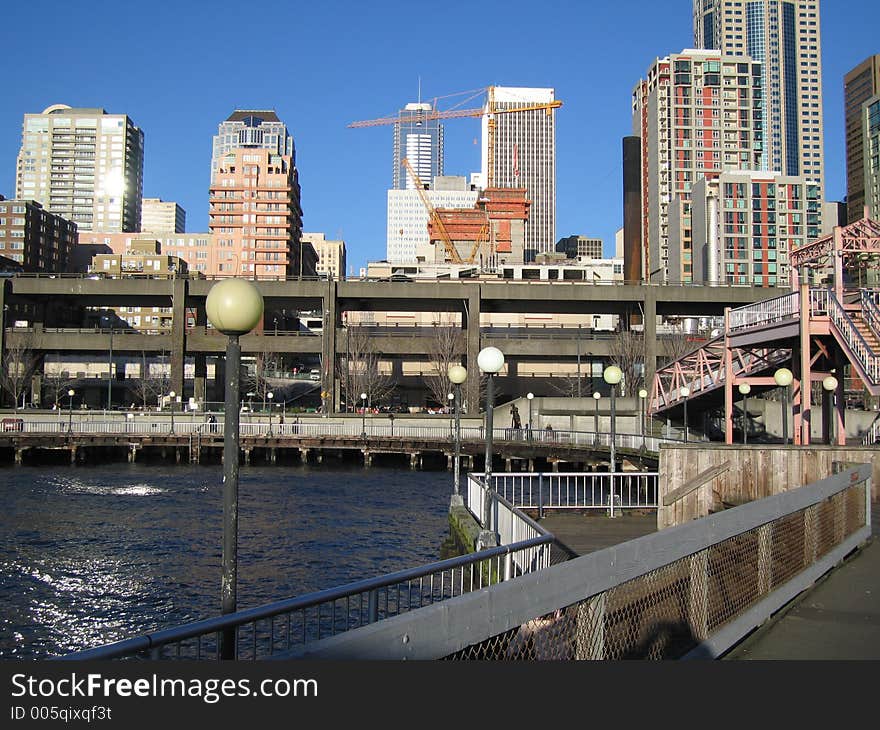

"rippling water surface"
[0,463,452,659]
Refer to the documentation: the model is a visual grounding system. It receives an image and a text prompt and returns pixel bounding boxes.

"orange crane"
[350,86,562,188]
[402,157,463,264]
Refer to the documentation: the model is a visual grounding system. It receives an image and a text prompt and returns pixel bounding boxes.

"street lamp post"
[447,393,455,438]
[774,368,793,445]
[526,392,534,441]
[603,365,622,518]
[477,346,504,544]
[107,320,114,410]
[738,383,751,445]
[449,364,467,504]
[168,390,176,434]
[67,389,75,433]
[680,386,690,443]
[205,278,264,660]
[267,391,274,436]
[822,375,838,445]
[638,388,648,450]
[593,391,601,444]
[360,392,367,439]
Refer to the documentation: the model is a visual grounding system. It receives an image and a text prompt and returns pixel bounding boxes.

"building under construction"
[427,187,531,269]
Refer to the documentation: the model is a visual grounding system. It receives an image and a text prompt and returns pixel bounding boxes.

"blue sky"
[1,1,877,274]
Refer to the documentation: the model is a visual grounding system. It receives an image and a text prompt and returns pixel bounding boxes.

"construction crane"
[350,86,562,188]
[402,157,463,264]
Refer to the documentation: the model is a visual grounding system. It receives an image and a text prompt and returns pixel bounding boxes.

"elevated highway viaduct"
[1,275,771,413]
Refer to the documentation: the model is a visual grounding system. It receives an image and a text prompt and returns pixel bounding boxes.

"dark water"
[0,463,453,659]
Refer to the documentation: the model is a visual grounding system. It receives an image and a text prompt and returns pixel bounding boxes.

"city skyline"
[0,0,876,275]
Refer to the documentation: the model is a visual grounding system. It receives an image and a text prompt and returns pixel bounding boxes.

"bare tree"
[548,372,592,398]
[609,329,645,397]
[43,363,75,409]
[424,318,465,408]
[0,328,39,409]
[131,351,169,409]
[246,344,283,409]
[337,324,395,410]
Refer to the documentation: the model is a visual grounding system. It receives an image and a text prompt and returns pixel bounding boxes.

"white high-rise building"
[15,104,144,232]
[481,86,557,260]
[392,102,444,190]
[693,0,825,199]
[141,198,185,233]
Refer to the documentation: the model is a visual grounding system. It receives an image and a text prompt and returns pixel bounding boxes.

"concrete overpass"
[1,274,773,413]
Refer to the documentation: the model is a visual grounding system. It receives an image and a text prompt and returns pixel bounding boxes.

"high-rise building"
[0,198,77,272]
[15,104,144,232]
[555,235,603,260]
[481,87,557,260]
[689,170,820,287]
[864,95,880,221]
[392,103,444,190]
[210,110,295,184]
[141,198,186,233]
[209,147,303,278]
[301,232,347,280]
[693,0,825,198]
[844,56,880,223]
[387,176,479,263]
[632,49,764,282]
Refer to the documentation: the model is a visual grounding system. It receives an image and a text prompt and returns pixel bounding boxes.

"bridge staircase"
[650,290,799,419]
[650,287,880,443]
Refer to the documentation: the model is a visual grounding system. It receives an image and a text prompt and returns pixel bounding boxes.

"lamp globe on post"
[205,278,263,659]
[638,388,648,449]
[168,390,176,434]
[360,392,368,439]
[603,365,623,518]
[267,391,274,436]
[448,364,468,504]
[679,386,691,443]
[526,392,534,440]
[592,390,601,444]
[477,346,504,544]
[774,367,793,445]
[738,383,751,445]
[822,375,839,445]
[67,389,75,433]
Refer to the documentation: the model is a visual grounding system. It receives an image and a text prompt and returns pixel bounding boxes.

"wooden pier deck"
[536,511,658,561]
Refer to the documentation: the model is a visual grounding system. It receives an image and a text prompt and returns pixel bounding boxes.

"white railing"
[829,294,880,384]
[863,414,880,446]
[728,291,799,332]
[1,418,677,454]
[472,471,660,514]
[861,289,880,340]
[809,287,831,316]
[465,474,551,576]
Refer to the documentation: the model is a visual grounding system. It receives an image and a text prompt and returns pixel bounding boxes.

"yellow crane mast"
[402,157,463,264]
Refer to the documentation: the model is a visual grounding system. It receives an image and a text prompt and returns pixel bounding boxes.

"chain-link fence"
[271,464,870,661]
[446,467,869,660]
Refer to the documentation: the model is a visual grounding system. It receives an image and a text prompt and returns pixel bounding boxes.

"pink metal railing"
[828,294,880,385]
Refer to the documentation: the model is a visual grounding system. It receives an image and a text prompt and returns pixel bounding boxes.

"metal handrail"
[475,471,660,514]
[861,289,880,340]
[2,418,677,453]
[62,499,552,660]
[829,292,880,384]
[728,291,798,332]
